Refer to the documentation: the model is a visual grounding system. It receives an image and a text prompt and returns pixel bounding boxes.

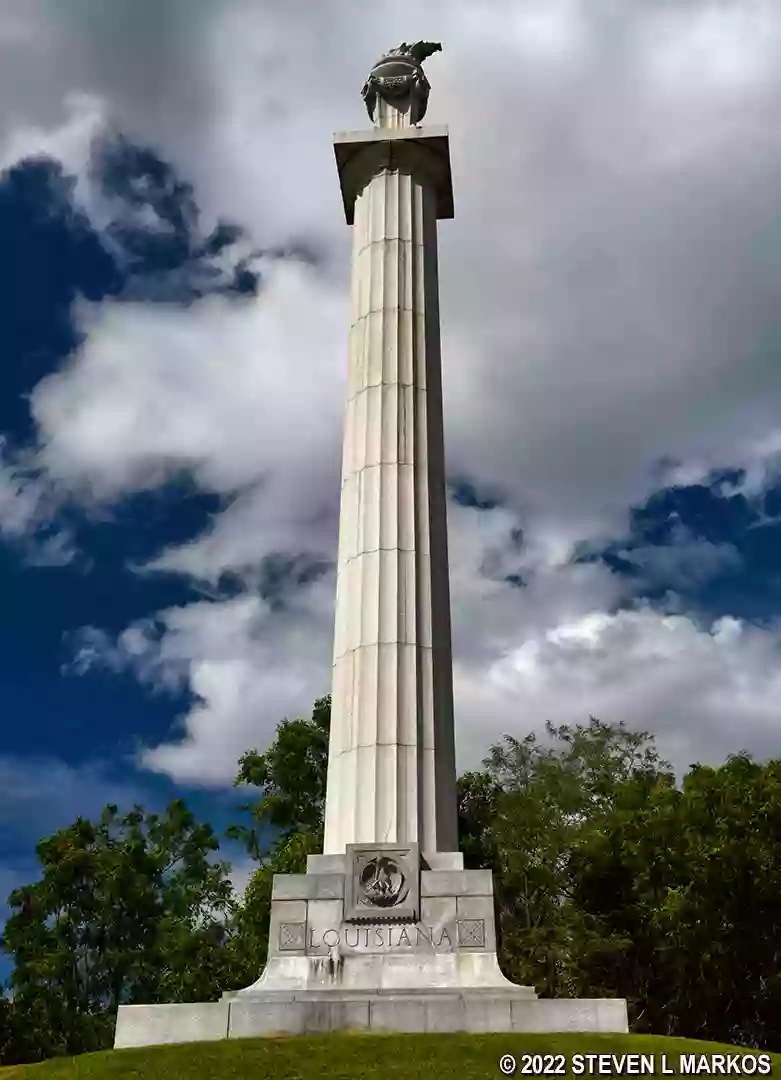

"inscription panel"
[305,919,486,955]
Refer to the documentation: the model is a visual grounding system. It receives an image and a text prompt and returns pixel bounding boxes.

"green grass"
[4,1033,779,1080]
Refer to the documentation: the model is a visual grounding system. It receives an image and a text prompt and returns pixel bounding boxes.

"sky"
[1,0,781,920]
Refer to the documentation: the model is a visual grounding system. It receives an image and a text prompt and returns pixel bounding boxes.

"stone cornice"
[334,126,453,224]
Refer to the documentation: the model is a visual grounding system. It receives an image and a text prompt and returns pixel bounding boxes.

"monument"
[114,42,629,1046]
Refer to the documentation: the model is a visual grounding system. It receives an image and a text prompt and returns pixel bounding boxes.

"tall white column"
[325,109,457,856]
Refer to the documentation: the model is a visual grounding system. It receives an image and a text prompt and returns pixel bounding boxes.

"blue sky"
[0,144,266,919]
[1,0,781,954]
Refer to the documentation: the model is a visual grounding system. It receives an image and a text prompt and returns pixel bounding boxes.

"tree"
[1,800,243,1061]
[469,718,674,999]
[221,696,331,985]
[227,694,330,867]
[572,753,781,1049]
[458,770,502,870]
[9,693,781,1059]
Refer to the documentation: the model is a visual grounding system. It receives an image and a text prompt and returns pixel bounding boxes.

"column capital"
[333,126,453,225]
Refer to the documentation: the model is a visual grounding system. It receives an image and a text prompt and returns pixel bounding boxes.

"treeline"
[1,694,780,1063]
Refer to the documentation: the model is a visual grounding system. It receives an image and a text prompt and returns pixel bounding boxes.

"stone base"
[113,852,628,1048]
[226,848,536,997]
[114,991,628,1047]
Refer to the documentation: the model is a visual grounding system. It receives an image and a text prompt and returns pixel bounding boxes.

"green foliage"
[6,694,781,1062]
[221,697,331,989]
[572,753,781,1048]
[469,718,673,1000]
[225,830,326,991]
[226,695,330,863]
[1,801,243,1062]
[463,718,781,1049]
[457,771,502,870]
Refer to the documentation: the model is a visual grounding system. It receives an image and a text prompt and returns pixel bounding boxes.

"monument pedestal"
[229,848,531,997]
[114,850,627,1047]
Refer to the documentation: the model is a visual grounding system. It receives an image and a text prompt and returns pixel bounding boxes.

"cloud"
[94,496,781,785]
[72,577,335,785]
[455,607,781,774]
[0,124,267,557]
[0,92,105,188]
[0,441,75,564]
[601,527,743,593]
[28,258,345,576]
[2,1,781,785]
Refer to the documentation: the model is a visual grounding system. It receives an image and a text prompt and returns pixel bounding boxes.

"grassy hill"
[1,1033,778,1079]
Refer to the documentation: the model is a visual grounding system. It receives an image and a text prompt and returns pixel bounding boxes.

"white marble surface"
[325,136,458,856]
[114,1002,229,1048]
[115,994,628,1046]
[236,950,537,996]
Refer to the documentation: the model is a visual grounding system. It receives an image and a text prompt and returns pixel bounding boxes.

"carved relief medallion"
[344,843,419,923]
[358,854,409,908]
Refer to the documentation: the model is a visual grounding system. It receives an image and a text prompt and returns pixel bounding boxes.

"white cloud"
[2,1,781,782]
[455,607,781,774]
[30,260,346,577]
[73,578,335,786]
[0,92,107,221]
[609,528,743,593]
[135,580,333,784]
[0,440,75,563]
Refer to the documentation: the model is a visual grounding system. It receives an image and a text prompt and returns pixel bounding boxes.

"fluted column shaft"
[323,159,457,856]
